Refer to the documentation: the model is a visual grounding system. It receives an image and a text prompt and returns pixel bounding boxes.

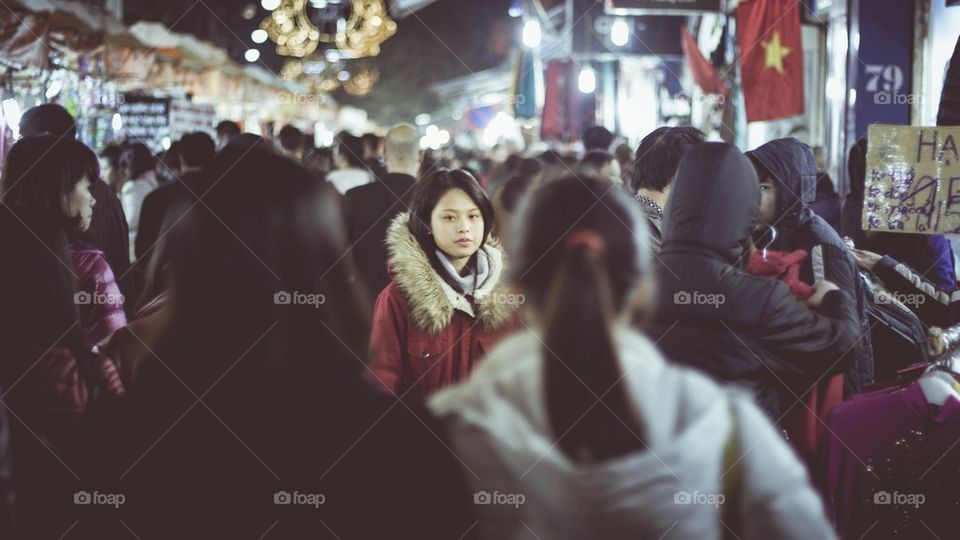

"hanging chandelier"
[261,0,397,59]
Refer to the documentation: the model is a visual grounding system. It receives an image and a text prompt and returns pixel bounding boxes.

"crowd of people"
[0,101,959,538]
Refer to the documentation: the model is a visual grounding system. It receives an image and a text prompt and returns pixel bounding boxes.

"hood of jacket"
[746,138,817,246]
[428,327,750,537]
[385,212,515,334]
[660,142,760,264]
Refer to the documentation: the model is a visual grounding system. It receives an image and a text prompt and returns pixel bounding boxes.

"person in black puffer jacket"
[649,142,860,419]
[746,138,874,398]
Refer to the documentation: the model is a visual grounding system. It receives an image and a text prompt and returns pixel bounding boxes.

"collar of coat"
[386,212,516,334]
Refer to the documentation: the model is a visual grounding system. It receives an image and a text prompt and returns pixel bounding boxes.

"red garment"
[747,248,814,300]
[368,281,518,401]
[747,248,842,465]
[681,27,729,97]
[72,243,127,348]
[2,346,124,452]
[737,0,805,122]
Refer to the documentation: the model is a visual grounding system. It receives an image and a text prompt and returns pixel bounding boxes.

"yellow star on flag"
[761,31,791,75]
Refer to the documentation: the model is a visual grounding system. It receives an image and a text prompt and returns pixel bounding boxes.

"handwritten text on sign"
[864,124,960,235]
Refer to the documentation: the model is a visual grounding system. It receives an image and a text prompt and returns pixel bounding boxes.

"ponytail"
[543,231,645,463]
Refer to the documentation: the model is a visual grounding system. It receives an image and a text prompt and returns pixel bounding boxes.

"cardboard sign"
[864,124,960,234]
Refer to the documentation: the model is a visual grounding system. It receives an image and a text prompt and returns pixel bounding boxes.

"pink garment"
[819,381,960,539]
[71,242,127,348]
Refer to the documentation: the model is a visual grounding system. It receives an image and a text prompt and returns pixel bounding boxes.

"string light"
[260,0,395,59]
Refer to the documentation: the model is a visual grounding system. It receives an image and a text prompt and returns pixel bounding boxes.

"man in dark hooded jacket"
[649,142,860,418]
[746,138,874,397]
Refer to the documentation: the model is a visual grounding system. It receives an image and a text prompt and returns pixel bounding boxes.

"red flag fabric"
[681,27,729,97]
[737,0,804,122]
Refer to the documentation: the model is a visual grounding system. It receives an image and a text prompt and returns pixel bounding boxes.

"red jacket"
[367,213,520,401]
[2,347,124,452]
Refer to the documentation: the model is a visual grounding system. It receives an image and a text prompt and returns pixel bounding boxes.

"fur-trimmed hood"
[385,212,517,334]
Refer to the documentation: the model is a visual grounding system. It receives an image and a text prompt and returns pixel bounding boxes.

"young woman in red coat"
[367,169,520,400]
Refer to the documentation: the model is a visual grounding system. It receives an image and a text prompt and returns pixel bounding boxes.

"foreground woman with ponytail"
[429,175,834,539]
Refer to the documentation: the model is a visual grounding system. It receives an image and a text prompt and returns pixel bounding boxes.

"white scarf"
[436,248,490,296]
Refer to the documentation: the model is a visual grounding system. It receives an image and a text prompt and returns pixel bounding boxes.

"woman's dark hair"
[304,147,334,179]
[408,169,494,291]
[0,206,89,369]
[336,132,366,168]
[155,142,370,394]
[580,151,616,172]
[1,136,95,233]
[511,175,651,463]
[120,142,155,179]
[500,175,538,214]
[100,143,124,169]
[631,126,705,193]
[516,158,543,181]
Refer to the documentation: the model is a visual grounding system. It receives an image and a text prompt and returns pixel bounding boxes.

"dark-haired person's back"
[342,124,420,299]
[328,132,373,194]
[134,132,214,264]
[77,144,474,539]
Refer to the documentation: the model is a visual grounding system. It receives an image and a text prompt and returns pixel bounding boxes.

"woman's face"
[64,175,95,232]
[759,177,778,225]
[430,188,484,267]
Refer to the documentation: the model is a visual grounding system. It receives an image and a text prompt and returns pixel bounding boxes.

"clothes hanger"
[920,355,960,406]
[751,224,777,260]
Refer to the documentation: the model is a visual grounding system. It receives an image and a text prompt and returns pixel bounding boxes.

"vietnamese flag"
[737,0,804,122]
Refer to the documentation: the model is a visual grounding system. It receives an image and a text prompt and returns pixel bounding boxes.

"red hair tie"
[565,230,605,254]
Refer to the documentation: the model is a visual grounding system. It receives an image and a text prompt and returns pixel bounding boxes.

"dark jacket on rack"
[648,142,860,418]
[747,138,874,396]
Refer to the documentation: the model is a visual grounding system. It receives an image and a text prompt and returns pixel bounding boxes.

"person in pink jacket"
[0,135,127,348]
